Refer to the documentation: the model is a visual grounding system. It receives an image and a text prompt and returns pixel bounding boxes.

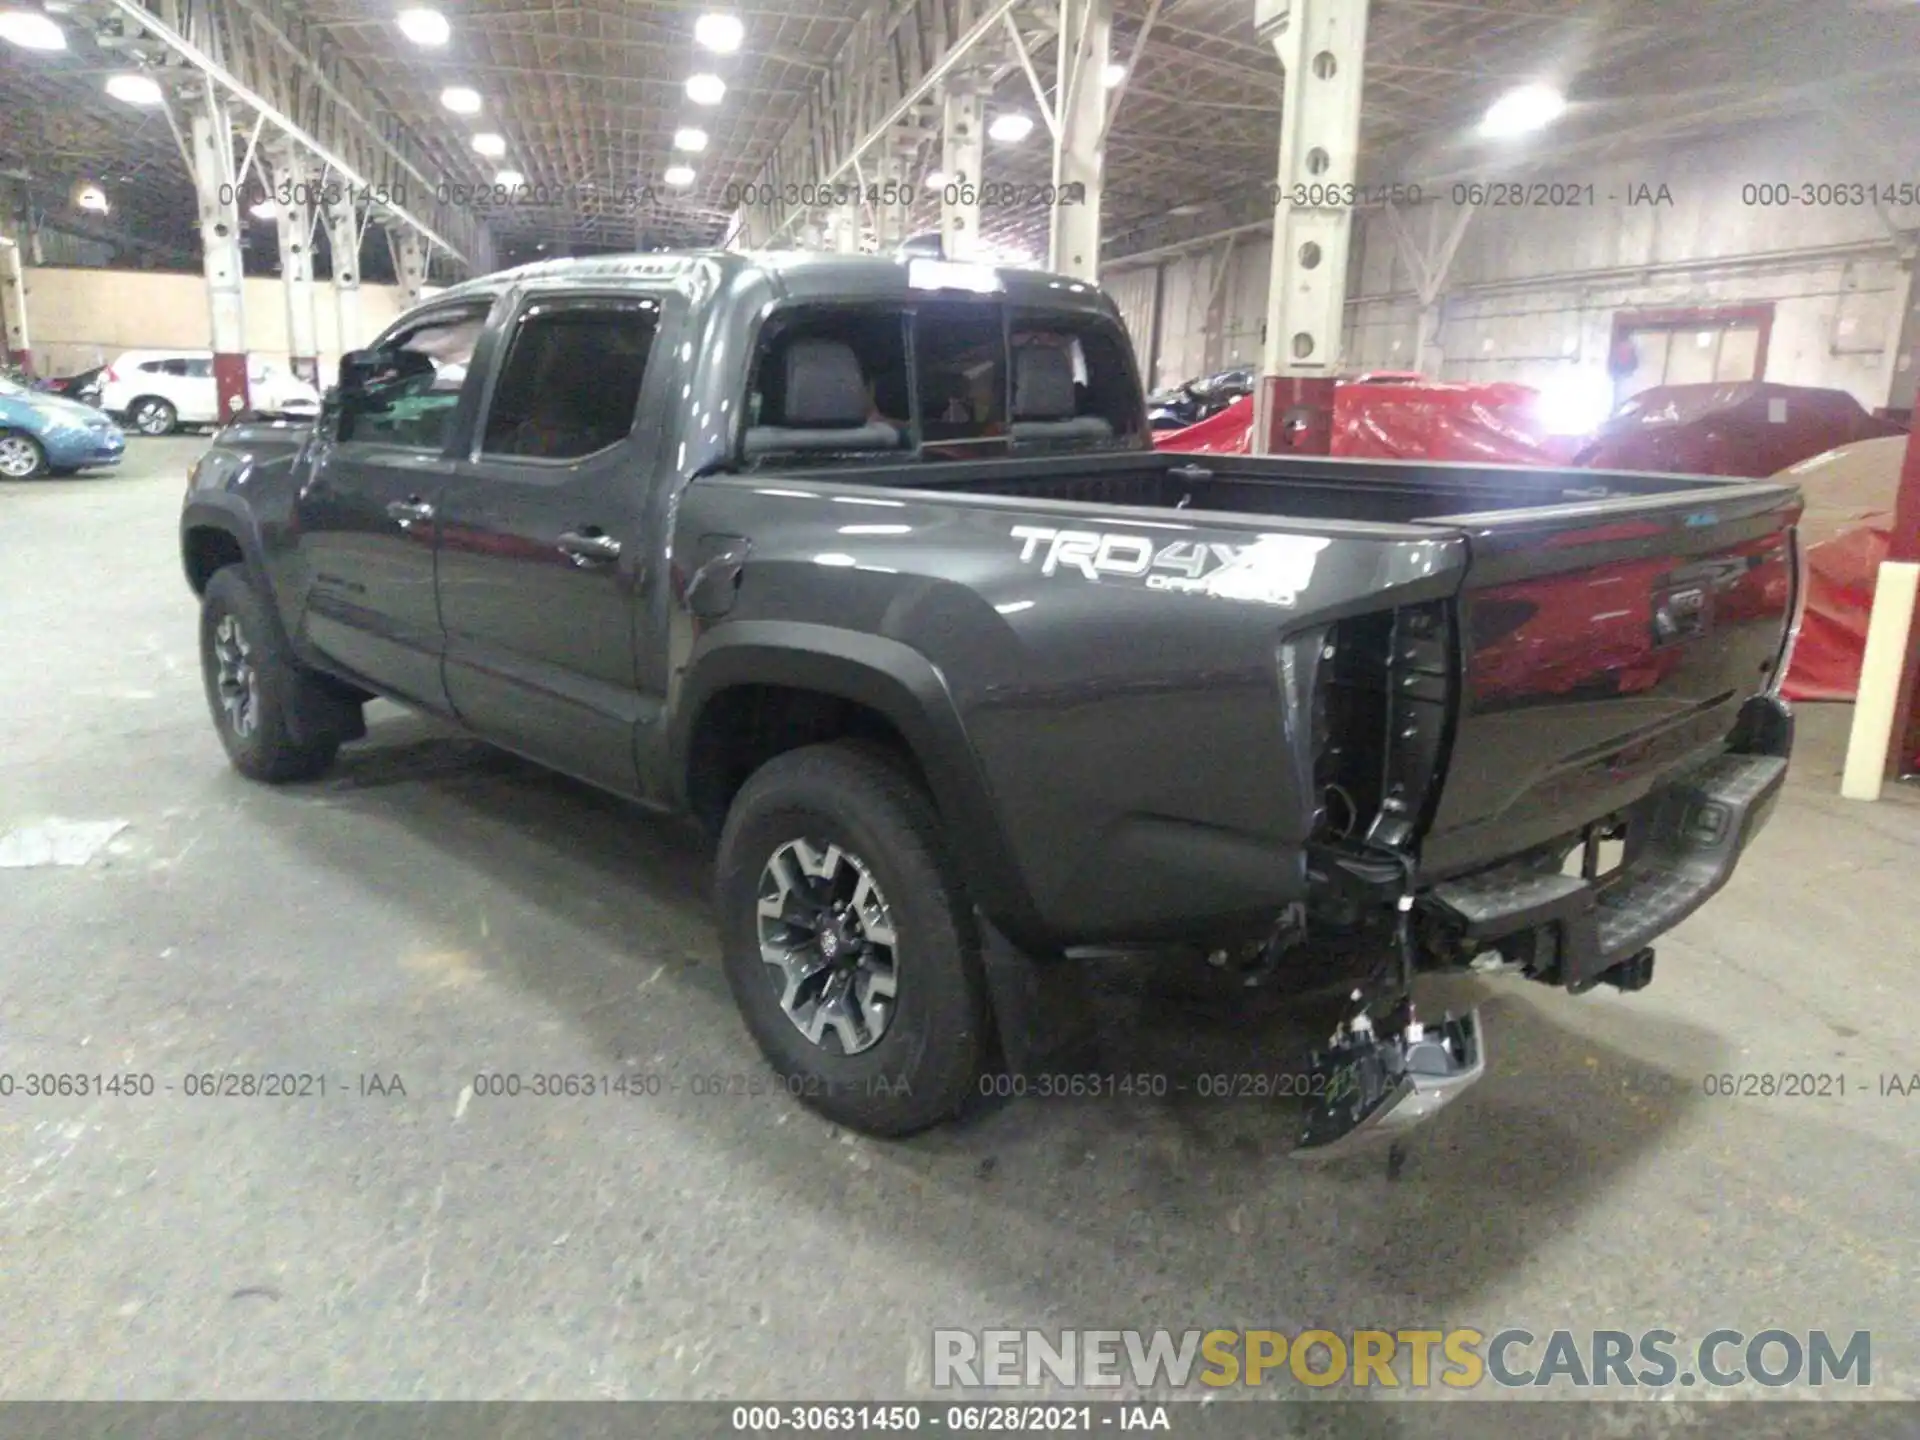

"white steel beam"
[1049,0,1111,279]
[271,146,320,386]
[940,80,986,260]
[741,0,1025,244]
[99,0,484,269]
[1252,0,1370,454]
[0,236,28,372]
[322,194,365,361]
[190,98,251,420]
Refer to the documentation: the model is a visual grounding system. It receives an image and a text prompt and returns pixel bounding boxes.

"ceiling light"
[396,8,450,46]
[105,73,164,106]
[664,165,697,188]
[493,169,525,187]
[924,169,950,190]
[471,132,507,157]
[440,86,483,116]
[1102,61,1126,87]
[249,199,279,219]
[74,182,108,213]
[0,9,66,48]
[673,126,709,152]
[693,12,744,53]
[987,112,1033,143]
[686,72,726,105]
[1478,82,1565,138]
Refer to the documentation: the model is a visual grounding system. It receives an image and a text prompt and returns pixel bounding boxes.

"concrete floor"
[2,437,1916,1410]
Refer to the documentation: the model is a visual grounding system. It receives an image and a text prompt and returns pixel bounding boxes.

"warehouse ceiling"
[0,0,1916,275]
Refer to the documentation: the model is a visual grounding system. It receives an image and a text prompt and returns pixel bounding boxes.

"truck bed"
[878,446,1780,527]
[747,445,1801,890]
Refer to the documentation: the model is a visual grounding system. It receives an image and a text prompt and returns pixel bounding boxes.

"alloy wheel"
[0,434,42,478]
[212,612,260,739]
[756,838,900,1055]
[132,401,173,435]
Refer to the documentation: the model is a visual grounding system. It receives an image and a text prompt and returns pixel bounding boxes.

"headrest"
[782,338,869,427]
[1013,344,1077,421]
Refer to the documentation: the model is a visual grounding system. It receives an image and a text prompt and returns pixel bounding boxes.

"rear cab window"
[737,295,1138,472]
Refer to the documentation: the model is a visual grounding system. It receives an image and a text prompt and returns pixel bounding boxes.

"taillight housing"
[1303,600,1455,852]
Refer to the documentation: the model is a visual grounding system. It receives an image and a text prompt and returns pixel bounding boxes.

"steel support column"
[1049,0,1111,280]
[272,149,320,386]
[872,142,913,250]
[829,201,862,254]
[940,81,986,261]
[323,196,364,362]
[0,238,28,373]
[390,229,426,308]
[191,99,250,421]
[1252,0,1370,455]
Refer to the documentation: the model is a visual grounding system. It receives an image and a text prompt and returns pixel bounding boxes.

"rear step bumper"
[1428,749,1788,992]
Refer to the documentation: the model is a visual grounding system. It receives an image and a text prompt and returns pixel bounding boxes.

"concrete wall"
[1113,117,1919,419]
[16,266,412,381]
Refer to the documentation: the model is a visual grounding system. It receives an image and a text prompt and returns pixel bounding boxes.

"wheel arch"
[672,622,1048,950]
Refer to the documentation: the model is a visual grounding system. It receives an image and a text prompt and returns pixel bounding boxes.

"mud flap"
[975,910,1100,1078]
[1293,1008,1486,1159]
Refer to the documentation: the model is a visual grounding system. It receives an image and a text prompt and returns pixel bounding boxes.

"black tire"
[0,429,47,479]
[198,565,342,783]
[128,396,177,436]
[715,742,990,1136]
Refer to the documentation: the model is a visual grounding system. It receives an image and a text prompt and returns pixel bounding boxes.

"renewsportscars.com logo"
[931,1327,1872,1391]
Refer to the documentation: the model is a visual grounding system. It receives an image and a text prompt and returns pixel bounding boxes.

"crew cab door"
[292,302,490,709]
[435,290,670,795]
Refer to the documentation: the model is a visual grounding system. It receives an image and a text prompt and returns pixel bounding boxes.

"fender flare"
[180,494,305,664]
[671,621,1049,950]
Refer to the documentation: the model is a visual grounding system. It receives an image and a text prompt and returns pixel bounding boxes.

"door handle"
[557,529,622,566]
[386,496,435,524]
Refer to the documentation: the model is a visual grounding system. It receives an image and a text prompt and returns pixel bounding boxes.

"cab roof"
[429,249,1117,319]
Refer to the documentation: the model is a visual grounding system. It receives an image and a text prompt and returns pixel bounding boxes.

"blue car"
[0,374,127,479]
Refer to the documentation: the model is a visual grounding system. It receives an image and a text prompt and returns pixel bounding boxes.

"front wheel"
[198,566,343,783]
[715,742,990,1136]
[0,430,47,479]
[128,397,177,435]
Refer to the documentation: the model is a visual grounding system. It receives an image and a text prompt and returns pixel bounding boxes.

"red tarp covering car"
[1154,377,1586,465]
[1570,381,1905,477]
[1775,435,1907,703]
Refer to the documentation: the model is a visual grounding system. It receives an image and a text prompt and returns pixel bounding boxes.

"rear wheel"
[715,742,990,1136]
[128,396,177,435]
[198,566,344,783]
[0,430,47,479]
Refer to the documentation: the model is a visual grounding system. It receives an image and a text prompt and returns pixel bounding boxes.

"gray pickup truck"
[180,250,1800,1150]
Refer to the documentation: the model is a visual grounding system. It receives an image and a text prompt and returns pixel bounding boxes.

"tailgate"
[1420,480,1800,878]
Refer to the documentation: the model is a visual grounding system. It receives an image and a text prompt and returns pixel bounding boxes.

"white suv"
[98,350,322,435]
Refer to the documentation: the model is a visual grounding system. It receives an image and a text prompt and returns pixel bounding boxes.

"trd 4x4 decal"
[1009,525,1330,607]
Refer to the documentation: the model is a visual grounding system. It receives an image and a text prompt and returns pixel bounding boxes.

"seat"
[742,338,902,457]
[1009,344,1114,443]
